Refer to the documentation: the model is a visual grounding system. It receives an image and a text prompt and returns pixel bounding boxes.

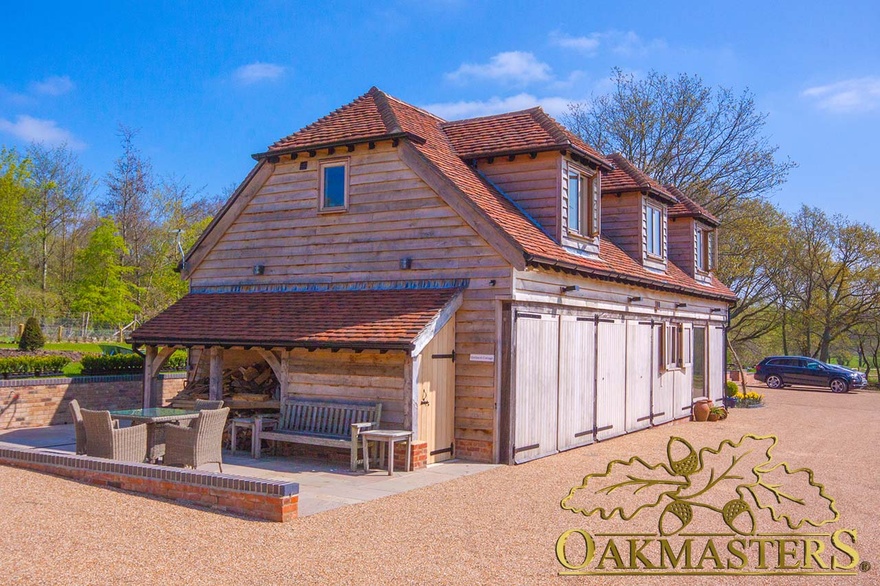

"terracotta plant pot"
[693,399,713,422]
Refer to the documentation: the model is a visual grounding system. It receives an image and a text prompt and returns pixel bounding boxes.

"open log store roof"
[130,288,462,350]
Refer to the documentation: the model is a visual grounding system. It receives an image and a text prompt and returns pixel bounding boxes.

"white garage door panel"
[652,325,674,425]
[625,321,653,432]
[596,319,626,441]
[709,326,726,403]
[513,312,559,463]
[558,316,596,451]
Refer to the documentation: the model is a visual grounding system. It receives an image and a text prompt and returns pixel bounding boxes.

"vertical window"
[664,323,682,370]
[568,172,581,233]
[696,227,711,272]
[646,203,663,257]
[319,160,348,211]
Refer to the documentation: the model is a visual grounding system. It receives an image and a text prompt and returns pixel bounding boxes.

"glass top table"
[109,408,200,423]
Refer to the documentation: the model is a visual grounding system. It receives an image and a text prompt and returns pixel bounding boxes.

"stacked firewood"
[173,362,278,402]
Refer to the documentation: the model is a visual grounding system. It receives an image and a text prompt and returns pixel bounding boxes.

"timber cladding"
[188,143,511,461]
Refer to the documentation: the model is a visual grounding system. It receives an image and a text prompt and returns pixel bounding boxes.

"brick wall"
[0,374,185,430]
[0,446,298,522]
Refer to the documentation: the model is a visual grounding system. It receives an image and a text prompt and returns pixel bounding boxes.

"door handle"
[420,389,430,406]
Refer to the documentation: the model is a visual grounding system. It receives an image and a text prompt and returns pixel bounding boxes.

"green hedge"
[80,351,187,375]
[0,355,71,376]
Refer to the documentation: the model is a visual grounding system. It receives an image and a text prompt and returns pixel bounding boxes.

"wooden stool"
[229,416,277,458]
[360,430,413,475]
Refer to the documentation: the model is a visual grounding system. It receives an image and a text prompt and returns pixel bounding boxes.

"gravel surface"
[1,385,877,585]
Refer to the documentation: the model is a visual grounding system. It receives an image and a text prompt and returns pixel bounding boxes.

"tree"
[70,218,140,326]
[564,69,796,216]
[102,125,154,305]
[18,317,45,350]
[0,147,34,313]
[25,143,94,314]
[781,206,880,362]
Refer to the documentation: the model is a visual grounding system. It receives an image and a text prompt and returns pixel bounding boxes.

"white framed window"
[663,322,692,370]
[645,202,664,257]
[319,159,349,211]
[567,168,600,237]
[696,227,713,272]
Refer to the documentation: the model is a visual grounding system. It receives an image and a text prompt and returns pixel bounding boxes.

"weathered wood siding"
[668,216,696,278]
[600,191,642,261]
[188,143,512,462]
[476,152,559,239]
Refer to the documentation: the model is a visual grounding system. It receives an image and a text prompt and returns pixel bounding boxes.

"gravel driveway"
[1,385,877,585]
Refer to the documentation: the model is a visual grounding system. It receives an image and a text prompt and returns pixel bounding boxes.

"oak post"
[209,347,224,401]
[143,345,158,408]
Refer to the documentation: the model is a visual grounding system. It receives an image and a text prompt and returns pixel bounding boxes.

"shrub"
[18,317,46,351]
[725,380,739,398]
[32,356,71,373]
[81,353,144,375]
[162,350,188,372]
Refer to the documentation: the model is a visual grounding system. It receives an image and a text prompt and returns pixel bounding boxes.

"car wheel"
[766,375,783,389]
[830,378,849,393]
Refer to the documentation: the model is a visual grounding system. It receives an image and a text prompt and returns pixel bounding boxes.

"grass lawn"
[0,342,129,353]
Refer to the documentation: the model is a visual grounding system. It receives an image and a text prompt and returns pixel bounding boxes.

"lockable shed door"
[557,315,596,451]
[595,318,626,441]
[512,311,559,463]
[625,321,653,432]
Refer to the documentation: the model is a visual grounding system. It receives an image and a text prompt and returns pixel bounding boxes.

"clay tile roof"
[602,153,678,205]
[441,108,610,169]
[261,87,427,155]
[664,184,720,226]
[129,288,462,349]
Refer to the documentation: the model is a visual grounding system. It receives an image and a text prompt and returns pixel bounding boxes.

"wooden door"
[708,326,726,403]
[625,321,653,432]
[512,311,559,463]
[652,324,674,424]
[417,320,456,463]
[596,318,626,441]
[557,315,596,451]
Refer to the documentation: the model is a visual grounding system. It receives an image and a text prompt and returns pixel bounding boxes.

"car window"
[805,361,823,370]
[779,358,799,366]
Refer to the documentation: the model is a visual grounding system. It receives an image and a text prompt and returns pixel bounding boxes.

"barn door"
[596,318,626,441]
[512,311,559,463]
[708,326,726,403]
[558,315,596,451]
[417,320,456,463]
[625,321,653,432]
[652,324,674,424]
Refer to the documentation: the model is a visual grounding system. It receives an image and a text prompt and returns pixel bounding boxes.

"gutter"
[128,338,414,352]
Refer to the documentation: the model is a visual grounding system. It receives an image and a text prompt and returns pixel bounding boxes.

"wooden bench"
[253,399,382,471]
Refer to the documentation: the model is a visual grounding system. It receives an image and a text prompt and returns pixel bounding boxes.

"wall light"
[253,265,265,276]
[400,257,413,270]
[627,296,642,303]
[675,302,688,308]
[561,285,580,293]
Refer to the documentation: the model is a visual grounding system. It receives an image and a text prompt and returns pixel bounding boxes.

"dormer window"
[645,202,664,258]
[566,167,599,237]
[696,227,714,272]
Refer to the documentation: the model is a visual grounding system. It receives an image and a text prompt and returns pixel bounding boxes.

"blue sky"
[1,1,879,226]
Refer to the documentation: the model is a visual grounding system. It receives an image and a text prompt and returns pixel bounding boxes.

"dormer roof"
[664,185,720,227]
[602,153,678,205]
[441,108,611,169]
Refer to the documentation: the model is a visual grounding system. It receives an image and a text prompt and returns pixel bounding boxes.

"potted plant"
[723,380,739,408]
[708,405,728,421]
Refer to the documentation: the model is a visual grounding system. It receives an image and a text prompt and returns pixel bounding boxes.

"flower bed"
[734,391,765,408]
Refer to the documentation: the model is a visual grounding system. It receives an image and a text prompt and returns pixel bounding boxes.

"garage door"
[652,323,674,425]
[625,321,653,432]
[512,311,559,463]
[596,318,626,441]
[558,315,596,451]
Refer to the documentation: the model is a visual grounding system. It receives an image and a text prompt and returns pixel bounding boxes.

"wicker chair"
[80,409,148,463]
[68,399,87,455]
[164,407,230,472]
[194,399,224,410]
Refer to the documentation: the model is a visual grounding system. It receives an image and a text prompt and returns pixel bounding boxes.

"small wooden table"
[109,408,200,462]
[229,416,278,458]
[360,430,413,476]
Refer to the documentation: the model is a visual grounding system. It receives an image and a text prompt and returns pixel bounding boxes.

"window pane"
[646,208,654,253]
[695,229,704,269]
[323,165,346,208]
[653,209,662,253]
[568,174,580,231]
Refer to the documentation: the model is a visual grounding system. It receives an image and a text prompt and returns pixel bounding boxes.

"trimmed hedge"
[0,355,71,377]
[80,351,187,375]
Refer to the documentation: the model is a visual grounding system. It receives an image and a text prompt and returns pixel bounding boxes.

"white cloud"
[802,77,880,112]
[446,51,552,85]
[422,93,574,120]
[549,30,666,56]
[0,115,85,149]
[30,75,75,96]
[233,62,286,85]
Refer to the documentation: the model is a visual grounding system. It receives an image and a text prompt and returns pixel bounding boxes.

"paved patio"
[0,424,496,516]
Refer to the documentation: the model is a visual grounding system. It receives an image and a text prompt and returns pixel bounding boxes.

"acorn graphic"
[659,500,693,535]
[722,498,756,535]
[667,437,699,476]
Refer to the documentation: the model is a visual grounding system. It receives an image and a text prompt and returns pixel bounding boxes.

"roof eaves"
[128,336,414,351]
[251,132,425,160]
[531,109,612,170]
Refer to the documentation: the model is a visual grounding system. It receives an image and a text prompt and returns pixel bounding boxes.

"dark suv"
[755,356,867,393]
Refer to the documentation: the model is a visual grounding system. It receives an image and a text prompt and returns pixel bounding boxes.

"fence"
[1,315,140,343]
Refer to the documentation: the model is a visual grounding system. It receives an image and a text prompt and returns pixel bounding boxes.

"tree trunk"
[781,310,788,356]
[726,338,749,396]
